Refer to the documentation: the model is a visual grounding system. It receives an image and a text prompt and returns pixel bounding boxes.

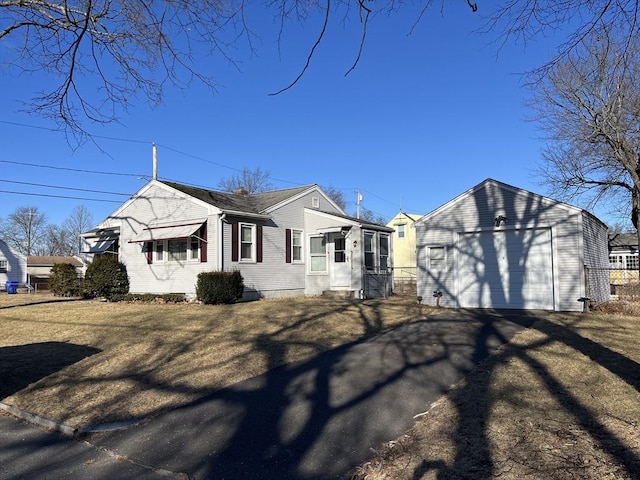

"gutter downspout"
[217,213,226,271]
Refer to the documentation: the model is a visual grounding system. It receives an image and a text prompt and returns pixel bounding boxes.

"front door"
[330,234,351,288]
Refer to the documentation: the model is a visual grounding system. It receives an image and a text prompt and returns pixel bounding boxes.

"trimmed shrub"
[109,293,187,303]
[49,263,81,297]
[82,256,129,300]
[162,293,187,303]
[196,270,244,305]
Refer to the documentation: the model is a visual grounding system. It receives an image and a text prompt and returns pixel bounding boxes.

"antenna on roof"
[152,143,158,180]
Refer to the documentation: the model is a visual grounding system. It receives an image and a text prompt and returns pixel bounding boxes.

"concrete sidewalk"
[2,311,534,480]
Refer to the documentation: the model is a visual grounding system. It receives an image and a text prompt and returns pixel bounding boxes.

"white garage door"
[457,228,554,310]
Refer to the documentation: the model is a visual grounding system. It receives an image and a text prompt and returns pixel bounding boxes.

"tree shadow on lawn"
[88,309,536,480]
[410,310,640,480]
[0,342,101,400]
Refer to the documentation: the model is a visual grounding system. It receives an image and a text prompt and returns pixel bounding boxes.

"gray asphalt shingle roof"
[161,181,314,214]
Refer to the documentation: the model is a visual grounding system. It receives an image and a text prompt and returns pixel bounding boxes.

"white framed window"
[309,235,327,272]
[379,234,390,271]
[627,254,639,270]
[0,259,7,273]
[429,246,446,269]
[155,242,164,262]
[240,223,256,262]
[153,238,200,263]
[364,231,375,270]
[397,224,406,239]
[292,230,303,263]
[312,197,320,208]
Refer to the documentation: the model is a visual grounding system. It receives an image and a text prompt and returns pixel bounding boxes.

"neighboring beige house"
[27,256,85,291]
[386,212,421,292]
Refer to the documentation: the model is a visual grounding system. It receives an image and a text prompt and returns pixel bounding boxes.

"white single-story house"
[0,239,27,289]
[82,179,394,300]
[415,178,610,311]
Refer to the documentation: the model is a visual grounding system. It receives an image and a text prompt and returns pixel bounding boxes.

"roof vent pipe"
[152,143,158,180]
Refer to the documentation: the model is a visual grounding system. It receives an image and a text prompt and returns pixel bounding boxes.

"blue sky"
[0,3,606,228]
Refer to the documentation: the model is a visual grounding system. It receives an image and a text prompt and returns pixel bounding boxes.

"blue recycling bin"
[6,281,18,294]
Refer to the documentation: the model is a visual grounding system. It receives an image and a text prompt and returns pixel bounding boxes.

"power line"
[0,159,147,178]
[0,120,149,145]
[0,179,131,197]
[1,121,412,216]
[0,190,123,203]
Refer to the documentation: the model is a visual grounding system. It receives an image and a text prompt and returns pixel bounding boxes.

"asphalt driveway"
[2,310,536,480]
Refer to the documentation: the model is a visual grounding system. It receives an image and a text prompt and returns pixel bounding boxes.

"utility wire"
[0,190,123,203]
[0,159,147,178]
[1,121,416,217]
[1,179,131,196]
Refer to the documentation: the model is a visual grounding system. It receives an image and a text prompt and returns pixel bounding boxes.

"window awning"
[316,226,352,234]
[87,238,116,254]
[129,221,204,243]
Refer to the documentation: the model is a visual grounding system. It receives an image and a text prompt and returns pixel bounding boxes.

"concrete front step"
[321,290,357,300]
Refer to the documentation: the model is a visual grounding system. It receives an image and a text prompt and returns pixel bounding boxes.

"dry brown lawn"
[350,306,640,480]
[0,293,432,428]
[1,293,639,480]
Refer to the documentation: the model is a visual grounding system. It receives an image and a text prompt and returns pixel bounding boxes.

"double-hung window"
[240,223,256,262]
[379,234,389,271]
[429,246,445,269]
[292,230,303,263]
[309,235,327,272]
[0,259,7,273]
[153,238,200,263]
[364,232,375,270]
[397,224,406,239]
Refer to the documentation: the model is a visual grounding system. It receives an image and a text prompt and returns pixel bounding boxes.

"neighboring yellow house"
[609,232,639,286]
[387,212,422,290]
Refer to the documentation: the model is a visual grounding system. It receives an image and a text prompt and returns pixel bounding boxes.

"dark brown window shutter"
[146,242,153,264]
[200,223,207,263]
[257,225,263,263]
[285,228,291,263]
[231,222,238,262]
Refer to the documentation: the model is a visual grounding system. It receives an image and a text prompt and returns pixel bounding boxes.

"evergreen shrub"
[196,270,244,305]
[82,256,129,300]
[49,263,80,297]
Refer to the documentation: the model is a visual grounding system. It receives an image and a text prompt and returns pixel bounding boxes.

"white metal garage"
[457,228,553,309]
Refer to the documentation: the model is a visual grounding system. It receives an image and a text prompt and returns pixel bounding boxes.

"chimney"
[234,187,249,196]
[152,143,158,180]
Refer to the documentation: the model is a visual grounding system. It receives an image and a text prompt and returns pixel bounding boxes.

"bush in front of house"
[49,263,81,297]
[196,270,244,305]
[108,293,187,303]
[82,256,130,300]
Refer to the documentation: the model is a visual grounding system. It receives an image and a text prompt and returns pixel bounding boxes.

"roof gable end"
[415,178,583,226]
